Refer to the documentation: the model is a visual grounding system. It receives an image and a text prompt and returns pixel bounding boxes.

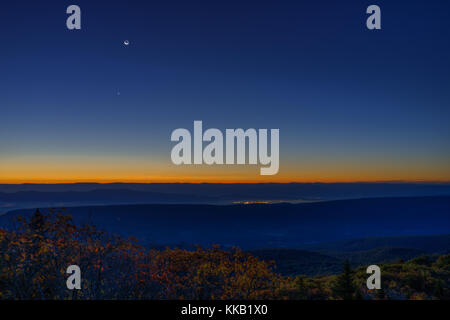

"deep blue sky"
[1,0,449,182]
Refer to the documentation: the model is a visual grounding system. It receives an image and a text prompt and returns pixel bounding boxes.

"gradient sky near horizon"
[1,0,449,183]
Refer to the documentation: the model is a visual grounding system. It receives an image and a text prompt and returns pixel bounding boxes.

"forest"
[0,210,448,300]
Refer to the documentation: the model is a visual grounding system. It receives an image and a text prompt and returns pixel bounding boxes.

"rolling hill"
[1,196,449,249]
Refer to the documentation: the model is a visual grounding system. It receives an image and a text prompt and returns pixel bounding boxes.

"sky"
[0,0,449,183]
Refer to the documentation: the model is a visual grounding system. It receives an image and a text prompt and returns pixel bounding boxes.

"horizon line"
[1,180,450,185]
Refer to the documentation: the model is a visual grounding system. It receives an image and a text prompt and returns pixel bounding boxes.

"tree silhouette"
[433,280,444,299]
[30,208,45,231]
[332,260,356,300]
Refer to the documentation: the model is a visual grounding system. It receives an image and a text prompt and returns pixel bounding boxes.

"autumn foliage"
[0,210,283,299]
[0,210,449,300]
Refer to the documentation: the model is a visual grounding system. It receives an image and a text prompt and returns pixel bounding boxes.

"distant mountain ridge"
[2,196,449,248]
[1,182,449,201]
[302,234,450,253]
[249,246,438,276]
[0,189,216,203]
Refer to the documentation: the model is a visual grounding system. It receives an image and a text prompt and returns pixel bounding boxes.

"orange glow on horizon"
[1,177,449,184]
[1,154,449,184]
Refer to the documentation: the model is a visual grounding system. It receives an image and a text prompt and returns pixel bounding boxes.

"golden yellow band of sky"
[1,154,449,184]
